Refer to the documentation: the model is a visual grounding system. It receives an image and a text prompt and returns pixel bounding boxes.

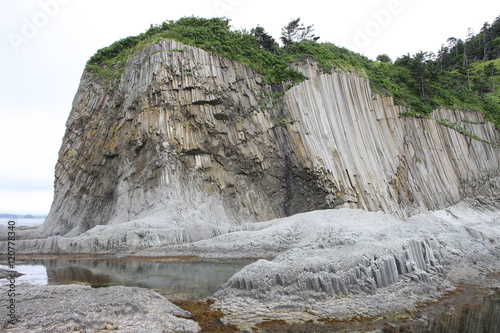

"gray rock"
[0,269,23,279]
[2,285,200,333]
[13,39,496,254]
[195,199,498,327]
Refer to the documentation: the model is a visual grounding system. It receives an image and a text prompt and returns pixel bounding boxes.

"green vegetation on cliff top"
[87,16,500,127]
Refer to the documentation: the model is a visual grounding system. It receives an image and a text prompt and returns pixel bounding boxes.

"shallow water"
[1,256,498,331]
[0,218,45,227]
[408,284,500,333]
[1,256,255,300]
[239,284,500,333]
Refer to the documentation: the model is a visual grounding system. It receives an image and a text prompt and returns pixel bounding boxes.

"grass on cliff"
[86,16,500,128]
[87,17,302,84]
[86,17,370,85]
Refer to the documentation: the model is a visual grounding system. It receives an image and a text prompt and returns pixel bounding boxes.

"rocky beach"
[1,26,499,332]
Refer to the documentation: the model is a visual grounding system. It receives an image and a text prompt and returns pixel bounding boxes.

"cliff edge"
[15,39,498,251]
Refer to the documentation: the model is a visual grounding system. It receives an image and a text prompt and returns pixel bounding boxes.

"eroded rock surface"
[25,39,498,252]
[134,199,499,327]
[1,285,200,333]
[283,74,500,218]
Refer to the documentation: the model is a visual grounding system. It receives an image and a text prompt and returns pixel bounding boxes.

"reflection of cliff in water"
[7,259,499,331]
[401,285,500,333]
[32,258,254,300]
[426,291,500,333]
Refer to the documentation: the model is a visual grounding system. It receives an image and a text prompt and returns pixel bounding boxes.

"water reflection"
[15,258,254,300]
[0,264,48,285]
[393,284,500,333]
[415,287,500,333]
[2,258,498,331]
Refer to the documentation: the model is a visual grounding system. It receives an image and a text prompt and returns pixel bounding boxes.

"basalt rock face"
[43,40,291,238]
[41,39,499,243]
[283,71,500,217]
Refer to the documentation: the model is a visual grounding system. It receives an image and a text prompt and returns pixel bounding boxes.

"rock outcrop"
[200,199,498,327]
[2,38,498,332]
[12,38,499,251]
[42,40,292,239]
[283,73,499,217]
[2,285,200,332]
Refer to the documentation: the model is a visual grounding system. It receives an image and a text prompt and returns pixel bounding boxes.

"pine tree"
[481,22,492,61]
[485,63,498,92]
[376,54,392,63]
[280,18,320,46]
[253,26,278,53]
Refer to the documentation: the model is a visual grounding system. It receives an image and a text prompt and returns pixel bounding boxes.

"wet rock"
[0,269,23,279]
[201,199,499,327]
[1,284,200,333]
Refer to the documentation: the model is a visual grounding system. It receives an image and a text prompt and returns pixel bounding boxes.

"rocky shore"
[2,198,499,332]
[1,38,499,332]
[1,285,200,333]
[139,198,500,328]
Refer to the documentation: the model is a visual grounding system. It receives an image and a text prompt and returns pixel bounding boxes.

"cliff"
[2,37,499,330]
[40,39,499,246]
[283,69,499,216]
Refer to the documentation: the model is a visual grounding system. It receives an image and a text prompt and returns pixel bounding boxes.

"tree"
[280,18,320,46]
[437,44,449,70]
[473,69,490,95]
[447,37,459,55]
[462,28,475,90]
[395,52,438,99]
[485,62,498,92]
[481,22,492,61]
[376,54,392,63]
[456,61,473,90]
[252,26,278,53]
[490,15,500,58]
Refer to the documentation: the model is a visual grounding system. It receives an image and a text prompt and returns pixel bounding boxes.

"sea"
[0,217,45,227]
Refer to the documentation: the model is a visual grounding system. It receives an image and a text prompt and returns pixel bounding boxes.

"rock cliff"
[38,39,499,248]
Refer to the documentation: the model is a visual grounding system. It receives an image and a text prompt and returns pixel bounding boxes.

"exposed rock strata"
[283,75,499,217]
[205,199,500,327]
[1,285,200,332]
[131,198,497,326]
[32,39,498,246]
[42,40,287,239]
[2,200,498,331]
[1,39,498,333]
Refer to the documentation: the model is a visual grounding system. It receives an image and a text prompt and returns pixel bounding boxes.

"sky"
[0,0,499,215]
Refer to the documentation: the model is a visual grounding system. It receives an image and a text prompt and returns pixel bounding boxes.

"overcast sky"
[1,0,499,215]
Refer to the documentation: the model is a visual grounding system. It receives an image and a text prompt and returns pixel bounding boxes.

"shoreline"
[2,277,498,332]
[1,199,499,331]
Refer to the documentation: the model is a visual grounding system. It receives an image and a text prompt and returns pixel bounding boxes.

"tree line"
[438,15,500,70]
[87,16,499,126]
[371,15,499,124]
